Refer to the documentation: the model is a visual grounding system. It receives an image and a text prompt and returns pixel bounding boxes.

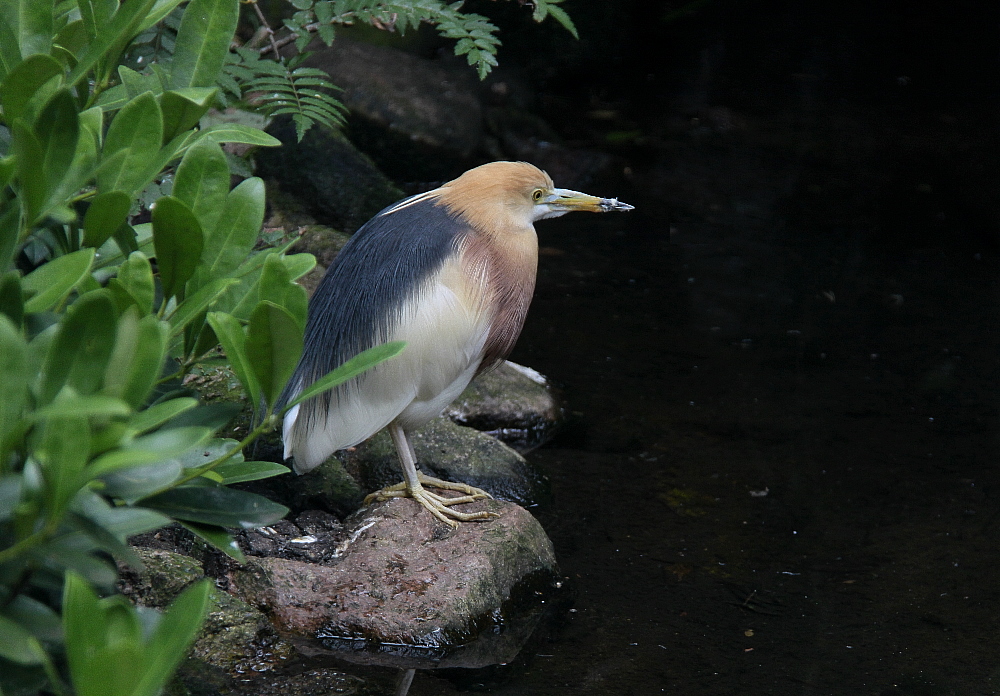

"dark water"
[389,104,1000,693]
[254,3,998,692]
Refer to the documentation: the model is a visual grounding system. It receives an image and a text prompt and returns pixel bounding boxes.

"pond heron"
[281,161,634,526]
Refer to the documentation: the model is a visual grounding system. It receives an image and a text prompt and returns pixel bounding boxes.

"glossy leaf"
[214,460,290,484]
[133,579,211,696]
[142,482,288,528]
[11,119,45,226]
[258,253,307,329]
[159,88,216,142]
[137,0,188,32]
[35,89,79,208]
[0,615,46,665]
[171,0,239,89]
[83,190,131,249]
[21,248,93,314]
[191,177,265,293]
[103,311,168,409]
[39,290,117,403]
[246,300,302,409]
[112,316,167,408]
[206,310,259,406]
[32,393,131,420]
[172,138,228,236]
[101,459,183,503]
[151,195,203,300]
[67,0,159,88]
[127,397,198,434]
[165,276,237,335]
[286,341,407,410]
[110,251,156,315]
[178,521,245,562]
[0,316,27,453]
[0,271,24,327]
[88,426,213,477]
[0,54,62,124]
[196,123,282,147]
[98,91,164,197]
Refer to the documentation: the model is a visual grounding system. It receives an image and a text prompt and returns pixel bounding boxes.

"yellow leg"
[363,422,498,527]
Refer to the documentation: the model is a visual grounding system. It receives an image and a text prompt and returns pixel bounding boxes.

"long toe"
[415,472,493,499]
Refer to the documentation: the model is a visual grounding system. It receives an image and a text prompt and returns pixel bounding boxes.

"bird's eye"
[532,189,544,202]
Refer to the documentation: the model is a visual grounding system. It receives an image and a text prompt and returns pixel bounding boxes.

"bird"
[279,161,633,526]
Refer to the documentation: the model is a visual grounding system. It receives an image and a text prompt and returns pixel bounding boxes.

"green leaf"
[195,122,282,147]
[12,0,54,56]
[98,91,164,197]
[246,301,303,409]
[0,54,63,125]
[0,271,24,328]
[206,311,259,407]
[0,315,27,453]
[63,572,144,696]
[134,579,211,696]
[545,3,579,39]
[21,248,94,314]
[0,615,47,665]
[258,253,308,329]
[172,138,229,236]
[39,290,117,402]
[191,177,265,293]
[32,392,131,420]
[165,276,238,335]
[214,460,289,484]
[83,190,131,249]
[67,0,159,88]
[75,488,171,538]
[88,426,213,477]
[127,397,198,434]
[35,90,79,208]
[118,64,161,100]
[112,315,168,409]
[11,119,46,226]
[178,520,245,561]
[137,0,188,32]
[151,195,203,300]
[286,341,406,410]
[110,251,156,315]
[142,482,288,528]
[103,311,168,408]
[171,0,239,89]
[100,459,183,503]
[159,87,216,142]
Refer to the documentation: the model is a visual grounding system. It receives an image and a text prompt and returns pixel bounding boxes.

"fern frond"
[243,63,347,141]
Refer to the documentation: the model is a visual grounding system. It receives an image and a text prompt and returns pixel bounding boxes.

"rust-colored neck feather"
[434,162,547,370]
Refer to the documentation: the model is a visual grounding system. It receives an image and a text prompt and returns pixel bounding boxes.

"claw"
[365,472,498,527]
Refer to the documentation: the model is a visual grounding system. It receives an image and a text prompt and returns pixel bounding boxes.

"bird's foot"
[364,473,497,527]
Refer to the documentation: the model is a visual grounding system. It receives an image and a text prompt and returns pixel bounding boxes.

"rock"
[338,417,550,509]
[444,360,565,453]
[118,547,294,674]
[232,497,559,663]
[255,119,403,232]
[305,37,483,181]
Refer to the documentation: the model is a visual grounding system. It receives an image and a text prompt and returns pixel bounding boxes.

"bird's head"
[439,162,634,230]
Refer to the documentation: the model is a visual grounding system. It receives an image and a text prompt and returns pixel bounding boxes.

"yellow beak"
[545,188,635,213]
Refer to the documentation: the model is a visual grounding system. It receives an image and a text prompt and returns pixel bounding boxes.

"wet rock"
[118,548,294,673]
[444,360,566,453]
[255,119,403,232]
[231,497,559,659]
[305,37,483,181]
[339,417,551,509]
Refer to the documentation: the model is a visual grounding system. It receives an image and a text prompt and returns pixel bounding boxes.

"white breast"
[283,256,490,473]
